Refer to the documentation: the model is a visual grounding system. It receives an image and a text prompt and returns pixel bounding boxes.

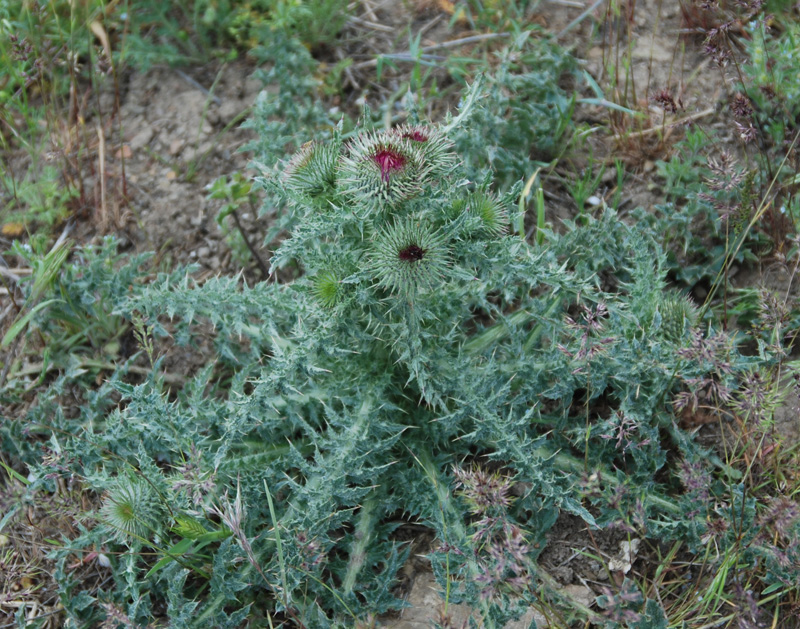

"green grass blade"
[1,299,62,349]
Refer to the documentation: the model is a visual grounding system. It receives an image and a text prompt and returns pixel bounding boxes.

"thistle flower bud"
[283,140,339,198]
[658,292,698,342]
[467,191,508,236]
[100,477,162,543]
[371,219,450,295]
[338,130,428,211]
[312,269,345,308]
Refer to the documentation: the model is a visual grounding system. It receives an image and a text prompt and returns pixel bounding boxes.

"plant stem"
[230,208,269,279]
[342,495,380,595]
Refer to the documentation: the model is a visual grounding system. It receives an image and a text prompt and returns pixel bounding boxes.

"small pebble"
[218,100,243,124]
[169,139,185,156]
[129,127,154,151]
[244,77,263,98]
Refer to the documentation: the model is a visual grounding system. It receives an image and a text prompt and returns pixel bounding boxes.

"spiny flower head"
[452,464,514,516]
[338,130,429,211]
[371,219,450,295]
[312,268,345,308]
[389,123,456,176]
[657,291,698,342]
[467,190,508,237]
[100,477,163,543]
[283,139,339,198]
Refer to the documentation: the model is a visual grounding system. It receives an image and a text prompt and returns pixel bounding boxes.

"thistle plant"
[126,111,727,623]
[8,90,798,625]
[657,290,698,342]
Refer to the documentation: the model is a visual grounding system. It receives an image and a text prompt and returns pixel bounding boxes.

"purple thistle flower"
[400,128,428,142]
[339,125,454,211]
[338,131,425,209]
[398,244,425,262]
[390,123,456,176]
[371,147,407,183]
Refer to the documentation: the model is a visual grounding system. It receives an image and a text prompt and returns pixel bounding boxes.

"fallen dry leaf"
[608,539,641,574]
[1,223,25,237]
[89,20,113,66]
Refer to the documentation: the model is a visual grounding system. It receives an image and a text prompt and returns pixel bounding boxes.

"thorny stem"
[343,496,380,595]
[12,359,186,386]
